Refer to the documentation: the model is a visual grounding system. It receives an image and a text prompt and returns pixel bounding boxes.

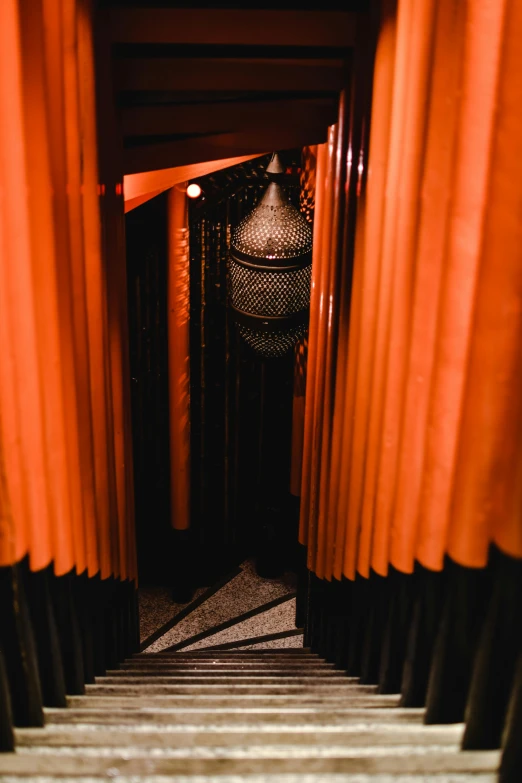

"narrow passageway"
[4,582,502,780]
[2,1,522,780]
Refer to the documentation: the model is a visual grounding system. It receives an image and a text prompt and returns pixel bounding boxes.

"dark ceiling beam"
[123,126,329,175]
[104,9,357,48]
[114,57,345,94]
[121,97,339,137]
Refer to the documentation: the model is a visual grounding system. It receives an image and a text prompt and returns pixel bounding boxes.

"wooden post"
[167,186,191,533]
[0,650,14,752]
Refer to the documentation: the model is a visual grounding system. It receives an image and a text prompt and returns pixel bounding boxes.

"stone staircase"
[0,649,500,781]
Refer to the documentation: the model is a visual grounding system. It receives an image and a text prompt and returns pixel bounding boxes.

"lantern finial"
[266,152,285,177]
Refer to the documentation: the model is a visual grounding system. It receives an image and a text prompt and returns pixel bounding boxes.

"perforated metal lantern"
[229,154,313,358]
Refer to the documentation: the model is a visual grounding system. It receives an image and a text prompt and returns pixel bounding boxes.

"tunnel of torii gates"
[1,0,522,779]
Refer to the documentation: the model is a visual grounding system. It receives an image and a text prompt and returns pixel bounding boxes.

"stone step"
[96,671,362,693]
[131,656,319,663]
[14,743,466,759]
[120,667,336,673]
[45,707,426,726]
[82,683,380,696]
[135,652,316,659]
[0,748,500,776]
[135,658,316,663]
[120,669,333,676]
[119,666,336,674]
[65,695,399,709]
[124,657,331,665]
[15,724,465,748]
[139,649,313,656]
[0,774,500,783]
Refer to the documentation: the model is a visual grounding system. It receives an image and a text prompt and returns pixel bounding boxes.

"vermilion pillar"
[167,187,191,531]
[449,0,522,568]
[391,0,465,574]
[414,0,507,572]
[300,0,519,582]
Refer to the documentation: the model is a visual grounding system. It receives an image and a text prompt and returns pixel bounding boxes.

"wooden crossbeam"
[104,9,357,48]
[114,57,345,94]
[123,126,328,175]
[123,154,265,211]
[121,97,338,138]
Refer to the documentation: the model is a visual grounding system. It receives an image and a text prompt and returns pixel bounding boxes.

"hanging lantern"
[229,153,313,358]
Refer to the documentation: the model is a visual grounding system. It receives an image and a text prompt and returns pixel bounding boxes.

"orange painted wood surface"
[300,0,522,580]
[299,139,329,561]
[167,188,191,531]
[0,0,137,582]
[416,0,506,571]
[124,155,264,213]
[95,0,138,583]
[316,91,350,580]
[370,0,437,577]
[448,0,522,565]
[0,0,40,568]
[43,0,88,577]
[391,0,465,574]
[339,0,397,581]
[0,422,15,569]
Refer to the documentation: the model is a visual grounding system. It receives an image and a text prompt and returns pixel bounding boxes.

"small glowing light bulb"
[186,183,202,198]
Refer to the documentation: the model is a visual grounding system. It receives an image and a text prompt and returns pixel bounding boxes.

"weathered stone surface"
[0,650,499,780]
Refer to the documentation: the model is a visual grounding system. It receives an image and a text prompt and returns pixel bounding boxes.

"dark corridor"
[126,152,304,592]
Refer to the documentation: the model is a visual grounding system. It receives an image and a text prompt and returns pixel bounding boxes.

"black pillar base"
[120,579,138,659]
[346,574,369,677]
[49,569,85,695]
[500,653,522,783]
[23,563,66,707]
[0,564,43,727]
[331,579,353,670]
[169,528,197,604]
[91,574,107,677]
[295,543,308,629]
[306,573,327,657]
[400,565,446,707]
[378,568,415,694]
[424,559,491,724]
[360,571,387,685]
[130,582,140,654]
[101,576,120,671]
[0,648,14,752]
[462,551,522,750]
[74,572,95,684]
